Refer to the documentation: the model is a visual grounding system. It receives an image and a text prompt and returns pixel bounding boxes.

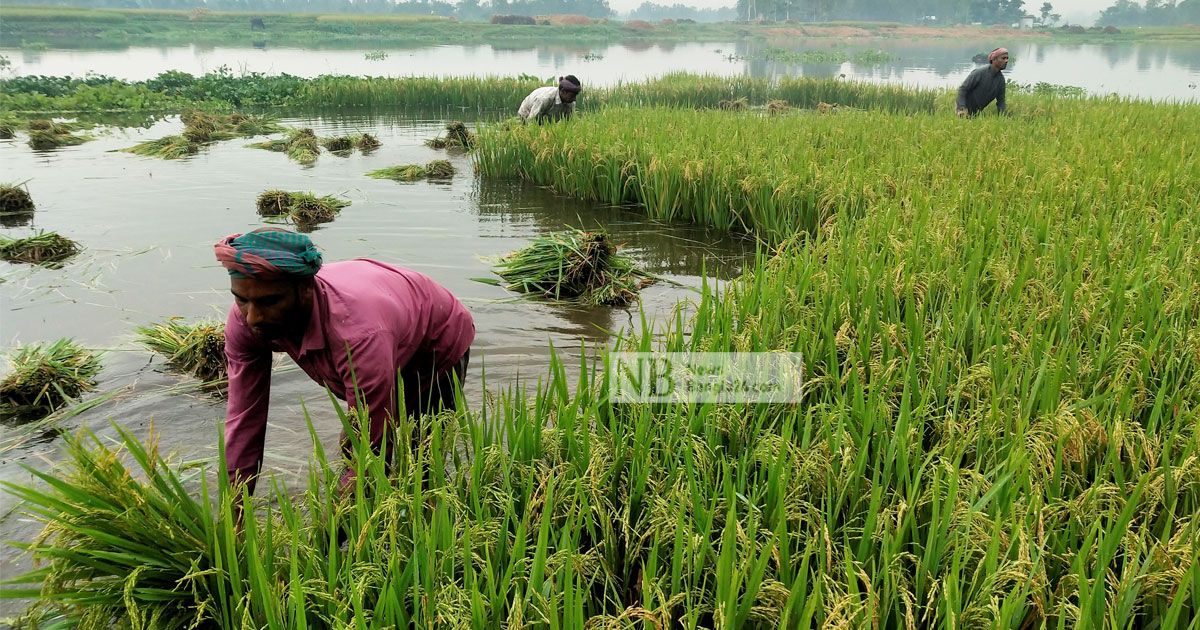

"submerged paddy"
[2,78,1199,627]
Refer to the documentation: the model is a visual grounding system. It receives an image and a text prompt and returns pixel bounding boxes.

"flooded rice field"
[0,115,754,603]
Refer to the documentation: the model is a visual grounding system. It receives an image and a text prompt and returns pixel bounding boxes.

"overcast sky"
[611,0,1112,24]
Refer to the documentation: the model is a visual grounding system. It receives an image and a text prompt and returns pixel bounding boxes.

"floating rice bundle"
[249,128,321,165]
[254,189,349,227]
[256,189,293,216]
[0,184,35,214]
[289,192,349,226]
[26,120,90,150]
[493,229,653,306]
[121,135,198,159]
[323,135,355,153]
[0,339,101,422]
[425,121,475,150]
[366,164,428,181]
[124,112,284,159]
[0,120,15,139]
[426,159,455,179]
[0,231,81,265]
[136,319,227,386]
[355,133,382,151]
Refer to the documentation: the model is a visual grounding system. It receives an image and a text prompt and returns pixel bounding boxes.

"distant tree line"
[732,0,1032,24]
[627,2,738,21]
[1098,0,1200,25]
[11,0,613,19]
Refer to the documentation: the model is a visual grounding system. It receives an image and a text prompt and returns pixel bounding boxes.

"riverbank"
[5,5,1196,49]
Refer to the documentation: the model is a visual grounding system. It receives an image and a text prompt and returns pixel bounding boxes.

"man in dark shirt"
[957,47,1008,117]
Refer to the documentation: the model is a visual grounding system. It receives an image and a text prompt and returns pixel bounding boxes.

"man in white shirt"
[517,75,582,124]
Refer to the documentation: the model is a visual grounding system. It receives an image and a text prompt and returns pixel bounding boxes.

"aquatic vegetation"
[363,49,388,61]
[135,319,227,386]
[424,120,475,150]
[0,339,101,422]
[0,231,81,265]
[494,229,651,306]
[254,189,349,227]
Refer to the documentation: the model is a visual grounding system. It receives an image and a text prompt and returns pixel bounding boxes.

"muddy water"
[0,115,754,609]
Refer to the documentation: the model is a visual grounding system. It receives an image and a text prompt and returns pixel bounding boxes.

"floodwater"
[3,38,1200,100]
[0,115,754,609]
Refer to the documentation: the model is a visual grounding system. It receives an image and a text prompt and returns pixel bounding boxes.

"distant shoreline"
[3,5,1198,49]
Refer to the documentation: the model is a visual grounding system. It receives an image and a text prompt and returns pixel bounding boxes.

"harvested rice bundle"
[323,135,355,153]
[0,184,35,214]
[256,189,293,216]
[0,120,15,140]
[425,160,455,179]
[493,229,653,306]
[122,135,198,159]
[249,128,321,165]
[366,164,428,181]
[0,231,81,265]
[289,192,349,226]
[136,318,227,386]
[27,124,89,150]
[425,121,475,150]
[0,339,101,422]
[355,133,382,151]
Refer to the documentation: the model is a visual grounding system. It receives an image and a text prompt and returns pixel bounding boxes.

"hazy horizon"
[612,0,1111,25]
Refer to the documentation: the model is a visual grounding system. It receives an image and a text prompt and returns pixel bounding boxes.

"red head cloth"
[989,48,1009,62]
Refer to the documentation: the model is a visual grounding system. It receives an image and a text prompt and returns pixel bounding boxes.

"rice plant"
[25,119,89,150]
[493,229,652,306]
[252,189,349,228]
[424,120,475,150]
[425,159,455,178]
[0,231,81,265]
[0,339,101,422]
[135,318,227,386]
[248,128,321,165]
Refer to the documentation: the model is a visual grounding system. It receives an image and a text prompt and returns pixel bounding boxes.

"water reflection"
[1,40,1197,100]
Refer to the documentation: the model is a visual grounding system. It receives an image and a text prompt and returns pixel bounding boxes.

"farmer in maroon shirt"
[214,228,474,496]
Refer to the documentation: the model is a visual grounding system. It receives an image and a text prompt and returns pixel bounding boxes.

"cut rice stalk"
[136,319,227,386]
[0,339,101,423]
[493,229,653,306]
[0,231,81,265]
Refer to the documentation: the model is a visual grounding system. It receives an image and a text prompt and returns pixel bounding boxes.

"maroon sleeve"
[223,305,272,494]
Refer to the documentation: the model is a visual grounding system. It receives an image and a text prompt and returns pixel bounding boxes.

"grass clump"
[493,228,652,306]
[135,318,226,386]
[0,339,101,422]
[254,189,349,228]
[124,111,282,159]
[424,120,475,150]
[0,231,81,265]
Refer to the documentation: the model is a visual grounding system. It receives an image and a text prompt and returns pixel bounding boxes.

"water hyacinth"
[0,339,101,422]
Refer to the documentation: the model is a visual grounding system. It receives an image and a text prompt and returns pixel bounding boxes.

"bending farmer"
[215,228,475,495]
[957,48,1008,117]
[518,75,582,124]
